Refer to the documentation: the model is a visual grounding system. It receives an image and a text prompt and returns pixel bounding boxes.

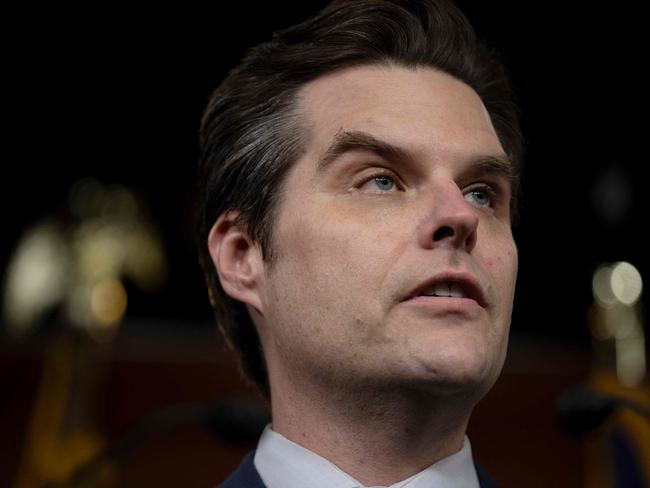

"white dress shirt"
[254,424,480,488]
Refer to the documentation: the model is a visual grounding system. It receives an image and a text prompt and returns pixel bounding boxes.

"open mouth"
[406,275,487,308]
[418,281,469,298]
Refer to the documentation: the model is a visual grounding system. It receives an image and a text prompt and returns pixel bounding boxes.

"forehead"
[295,64,505,165]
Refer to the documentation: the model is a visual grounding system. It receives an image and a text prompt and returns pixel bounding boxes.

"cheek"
[279,204,404,287]
[263,214,392,363]
[503,243,519,293]
[481,237,518,301]
[267,213,360,323]
[268,206,408,340]
[487,245,517,277]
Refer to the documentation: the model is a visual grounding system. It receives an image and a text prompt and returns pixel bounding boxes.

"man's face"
[256,65,518,398]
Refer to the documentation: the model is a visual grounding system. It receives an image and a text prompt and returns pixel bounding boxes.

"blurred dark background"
[2,2,648,487]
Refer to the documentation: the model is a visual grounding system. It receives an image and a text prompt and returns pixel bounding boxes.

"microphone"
[556,385,650,435]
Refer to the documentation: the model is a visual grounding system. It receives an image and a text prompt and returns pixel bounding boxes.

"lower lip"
[403,295,483,317]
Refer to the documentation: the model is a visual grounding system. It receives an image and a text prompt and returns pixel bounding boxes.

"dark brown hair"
[197,0,523,400]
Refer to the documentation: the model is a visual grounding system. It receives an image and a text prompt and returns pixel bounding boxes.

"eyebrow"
[469,154,516,182]
[316,129,515,181]
[317,130,413,172]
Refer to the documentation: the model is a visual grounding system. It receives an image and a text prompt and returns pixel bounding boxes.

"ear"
[207,211,265,313]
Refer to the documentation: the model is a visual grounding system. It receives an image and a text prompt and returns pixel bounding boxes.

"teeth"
[421,282,451,297]
[449,283,467,298]
[420,282,467,298]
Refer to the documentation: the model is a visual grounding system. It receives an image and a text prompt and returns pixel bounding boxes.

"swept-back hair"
[197,0,522,399]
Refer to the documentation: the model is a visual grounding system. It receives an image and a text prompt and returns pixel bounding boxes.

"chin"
[409,346,502,398]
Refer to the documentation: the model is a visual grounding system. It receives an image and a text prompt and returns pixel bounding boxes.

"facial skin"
[213,62,517,410]
[247,64,518,402]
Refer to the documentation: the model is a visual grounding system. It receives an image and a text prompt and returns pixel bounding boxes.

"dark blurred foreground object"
[557,386,650,435]
[556,379,650,488]
[64,396,269,488]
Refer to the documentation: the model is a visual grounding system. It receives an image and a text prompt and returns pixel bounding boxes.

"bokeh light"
[589,261,646,387]
[610,261,643,306]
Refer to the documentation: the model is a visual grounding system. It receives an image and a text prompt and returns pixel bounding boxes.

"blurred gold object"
[5,179,169,487]
[3,178,167,337]
[13,335,116,488]
[585,261,649,487]
[589,262,646,388]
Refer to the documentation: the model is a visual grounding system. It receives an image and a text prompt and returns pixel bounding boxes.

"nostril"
[433,226,454,241]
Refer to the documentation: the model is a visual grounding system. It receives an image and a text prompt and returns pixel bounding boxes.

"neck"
[269,375,475,486]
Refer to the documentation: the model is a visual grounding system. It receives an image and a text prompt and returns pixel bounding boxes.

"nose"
[417,184,479,252]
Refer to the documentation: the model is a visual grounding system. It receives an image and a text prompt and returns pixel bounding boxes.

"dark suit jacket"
[218,451,499,488]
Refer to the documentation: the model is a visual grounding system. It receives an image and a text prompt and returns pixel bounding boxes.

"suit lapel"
[217,452,266,488]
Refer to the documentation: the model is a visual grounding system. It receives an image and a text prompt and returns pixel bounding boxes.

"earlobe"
[207,212,264,312]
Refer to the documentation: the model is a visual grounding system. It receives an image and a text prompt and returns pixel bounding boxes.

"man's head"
[197,0,522,401]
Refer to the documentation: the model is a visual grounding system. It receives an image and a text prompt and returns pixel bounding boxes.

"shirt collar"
[253,424,480,488]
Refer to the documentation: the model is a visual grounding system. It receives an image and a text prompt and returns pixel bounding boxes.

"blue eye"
[372,175,395,191]
[356,172,402,194]
[465,188,493,208]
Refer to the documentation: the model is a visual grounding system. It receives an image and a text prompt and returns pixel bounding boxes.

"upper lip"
[403,271,488,308]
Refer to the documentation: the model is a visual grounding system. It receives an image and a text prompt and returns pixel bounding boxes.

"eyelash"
[356,171,403,193]
[355,171,503,210]
[464,184,500,209]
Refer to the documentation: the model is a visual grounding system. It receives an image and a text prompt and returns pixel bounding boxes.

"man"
[197,1,522,486]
